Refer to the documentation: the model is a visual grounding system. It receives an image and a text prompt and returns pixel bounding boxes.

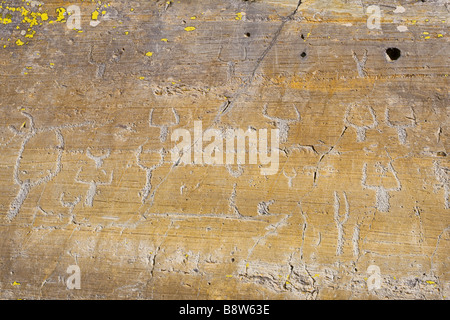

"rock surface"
[0,0,448,299]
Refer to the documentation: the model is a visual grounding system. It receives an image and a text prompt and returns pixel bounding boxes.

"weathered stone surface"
[0,0,448,299]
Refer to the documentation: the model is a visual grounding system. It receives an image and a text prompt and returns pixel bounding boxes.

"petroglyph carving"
[75,168,114,207]
[75,145,114,207]
[86,148,111,169]
[88,45,106,78]
[262,104,300,143]
[136,146,166,204]
[149,108,180,142]
[344,105,378,142]
[59,192,81,224]
[352,49,368,78]
[334,191,350,256]
[0,123,20,148]
[283,168,297,188]
[361,162,401,212]
[385,107,417,145]
[7,112,64,222]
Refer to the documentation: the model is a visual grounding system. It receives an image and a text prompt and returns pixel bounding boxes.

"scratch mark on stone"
[214,0,304,121]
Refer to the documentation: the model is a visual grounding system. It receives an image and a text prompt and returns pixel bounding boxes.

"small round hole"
[231,258,235,263]
[300,51,307,58]
[244,32,251,37]
[386,47,401,61]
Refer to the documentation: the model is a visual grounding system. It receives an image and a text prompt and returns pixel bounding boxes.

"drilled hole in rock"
[386,47,401,61]
[231,258,235,263]
[300,51,307,58]
[244,32,251,37]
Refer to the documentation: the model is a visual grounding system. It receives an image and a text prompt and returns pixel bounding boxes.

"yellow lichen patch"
[55,7,66,22]
[12,281,21,286]
[303,32,312,42]
[40,12,48,21]
[235,12,243,20]
[161,38,168,42]
[184,26,195,31]
[1,13,13,24]
[145,52,153,57]
[92,10,99,21]
[25,30,36,38]
[15,39,25,46]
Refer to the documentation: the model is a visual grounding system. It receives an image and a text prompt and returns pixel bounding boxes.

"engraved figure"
[7,112,64,222]
[75,148,113,207]
[385,107,416,145]
[344,104,378,142]
[149,108,180,142]
[361,162,401,212]
[352,49,368,78]
[262,104,301,143]
[136,146,166,204]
